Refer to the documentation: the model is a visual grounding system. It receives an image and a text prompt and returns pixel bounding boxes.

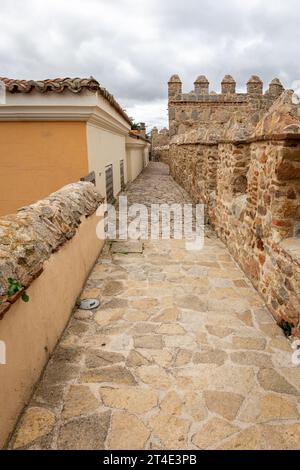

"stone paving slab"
[111,241,144,254]
[8,163,300,450]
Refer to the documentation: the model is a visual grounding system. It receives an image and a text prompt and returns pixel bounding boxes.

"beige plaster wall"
[144,144,150,168]
[86,123,128,199]
[129,147,144,182]
[0,212,104,448]
[126,138,149,183]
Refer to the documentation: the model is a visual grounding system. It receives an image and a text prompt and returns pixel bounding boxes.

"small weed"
[7,278,30,303]
[280,320,294,337]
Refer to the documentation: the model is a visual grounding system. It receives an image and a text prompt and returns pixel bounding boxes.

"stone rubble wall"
[169,142,219,224]
[151,127,169,147]
[0,181,105,448]
[168,75,283,138]
[151,145,170,164]
[169,99,250,137]
[151,128,170,163]
[170,90,300,336]
[0,182,103,318]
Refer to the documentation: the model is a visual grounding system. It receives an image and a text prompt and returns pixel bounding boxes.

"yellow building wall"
[0,121,88,215]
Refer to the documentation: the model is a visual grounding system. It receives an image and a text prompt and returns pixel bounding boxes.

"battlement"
[168,74,284,101]
[168,74,285,137]
[151,126,169,147]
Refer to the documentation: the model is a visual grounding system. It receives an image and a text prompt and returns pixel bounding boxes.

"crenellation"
[268,78,284,98]
[221,75,236,94]
[194,75,209,95]
[151,127,170,163]
[168,74,182,99]
[167,74,280,138]
[247,75,263,95]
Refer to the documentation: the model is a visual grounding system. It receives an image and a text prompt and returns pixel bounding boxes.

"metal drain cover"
[79,298,100,310]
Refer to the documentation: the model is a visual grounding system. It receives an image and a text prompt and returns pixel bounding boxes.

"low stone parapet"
[0,182,105,447]
[170,90,300,337]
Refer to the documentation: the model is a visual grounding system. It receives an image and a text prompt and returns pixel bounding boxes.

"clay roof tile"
[0,76,132,125]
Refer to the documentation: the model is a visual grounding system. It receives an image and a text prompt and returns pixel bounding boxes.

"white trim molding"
[0,90,131,135]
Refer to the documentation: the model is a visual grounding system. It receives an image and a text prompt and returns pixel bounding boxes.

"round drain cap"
[79,298,100,310]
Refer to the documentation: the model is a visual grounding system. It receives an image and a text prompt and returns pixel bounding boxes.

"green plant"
[7,277,30,303]
[131,122,141,130]
[280,320,294,337]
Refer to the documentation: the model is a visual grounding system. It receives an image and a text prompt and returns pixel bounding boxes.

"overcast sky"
[1,0,300,129]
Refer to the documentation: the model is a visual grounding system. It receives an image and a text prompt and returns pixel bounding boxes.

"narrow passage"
[10,163,300,450]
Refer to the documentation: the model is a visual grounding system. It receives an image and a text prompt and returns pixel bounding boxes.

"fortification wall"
[151,127,170,163]
[151,127,169,147]
[170,88,300,336]
[168,75,283,137]
[151,145,170,164]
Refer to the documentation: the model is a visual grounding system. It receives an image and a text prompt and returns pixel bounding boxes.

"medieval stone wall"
[151,127,169,147]
[168,74,283,138]
[169,87,300,336]
[151,145,169,165]
[151,127,170,163]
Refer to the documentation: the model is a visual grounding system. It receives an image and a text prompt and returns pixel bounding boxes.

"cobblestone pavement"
[9,163,300,450]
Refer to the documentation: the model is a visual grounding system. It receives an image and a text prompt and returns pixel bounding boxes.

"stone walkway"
[9,163,300,450]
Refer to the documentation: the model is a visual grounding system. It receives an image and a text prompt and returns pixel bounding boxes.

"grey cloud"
[0,0,299,127]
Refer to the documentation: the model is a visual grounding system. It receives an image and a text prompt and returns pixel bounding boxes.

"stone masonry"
[151,127,170,164]
[0,182,103,319]
[168,74,300,336]
[151,73,283,166]
[168,74,283,138]
[8,164,300,450]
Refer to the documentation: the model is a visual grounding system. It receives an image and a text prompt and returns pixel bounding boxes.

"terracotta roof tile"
[0,76,132,125]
